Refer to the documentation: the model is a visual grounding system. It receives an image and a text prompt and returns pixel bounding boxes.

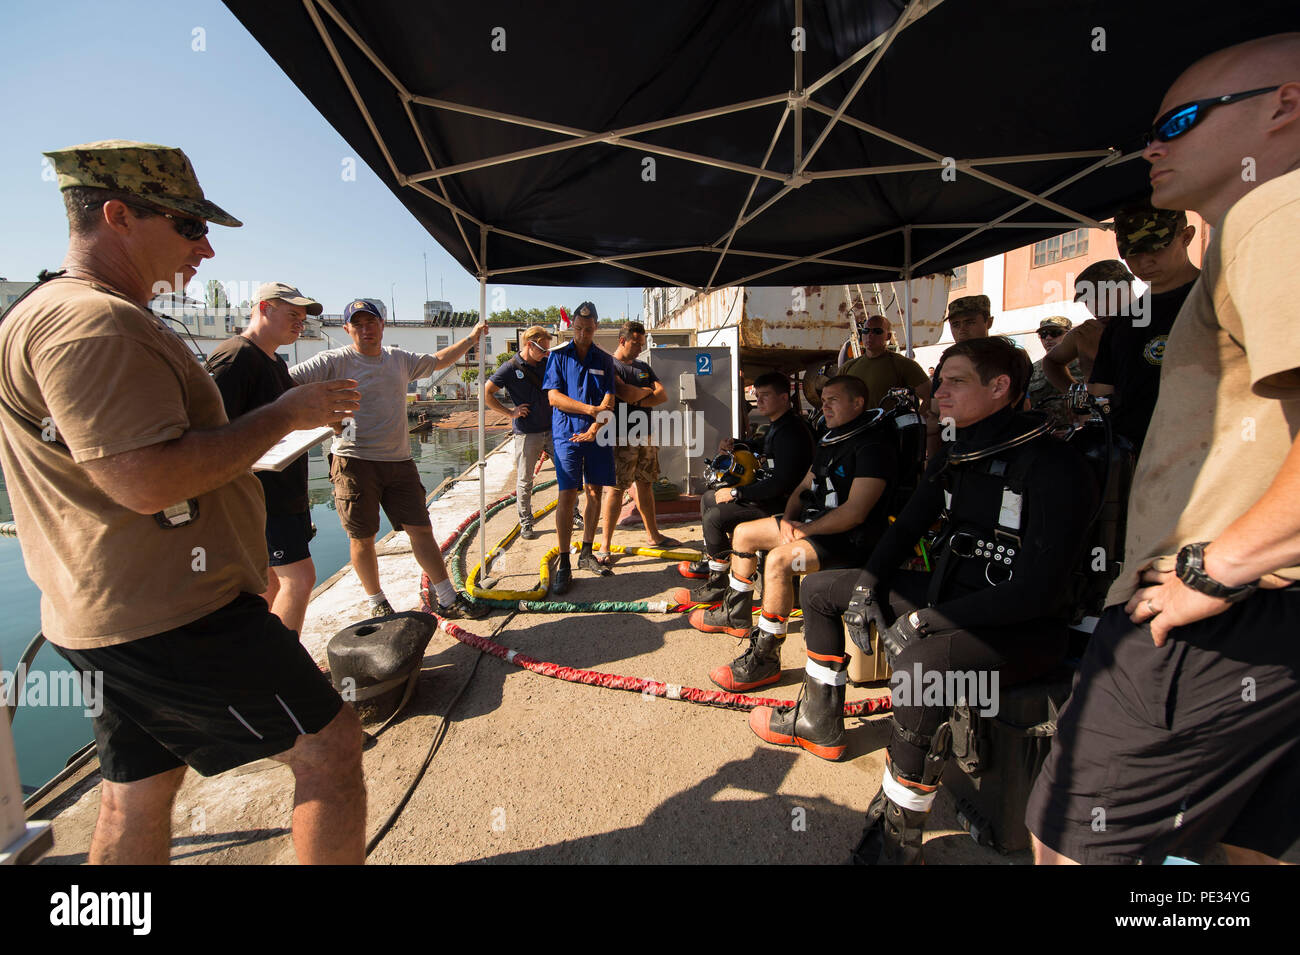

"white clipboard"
[252,426,335,472]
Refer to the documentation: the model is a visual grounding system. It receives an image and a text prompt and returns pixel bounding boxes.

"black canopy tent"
[222,0,1296,574]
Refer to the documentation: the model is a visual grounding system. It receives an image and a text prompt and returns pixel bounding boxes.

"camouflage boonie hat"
[947,294,991,319]
[1113,203,1183,257]
[43,140,242,227]
[1073,259,1135,299]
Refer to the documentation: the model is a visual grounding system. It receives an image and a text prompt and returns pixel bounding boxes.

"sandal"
[577,551,615,576]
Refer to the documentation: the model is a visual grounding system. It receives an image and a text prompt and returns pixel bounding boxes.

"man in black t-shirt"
[486,325,580,540]
[599,321,679,558]
[675,371,816,605]
[206,281,322,635]
[693,376,898,694]
[1087,203,1201,454]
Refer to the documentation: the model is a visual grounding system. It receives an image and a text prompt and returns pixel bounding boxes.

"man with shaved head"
[838,313,931,410]
[1028,34,1300,866]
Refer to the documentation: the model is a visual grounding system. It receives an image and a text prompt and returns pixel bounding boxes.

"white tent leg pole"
[903,225,914,359]
[477,227,488,586]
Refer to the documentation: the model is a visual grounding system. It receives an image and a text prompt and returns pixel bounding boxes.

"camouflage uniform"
[1027,316,1080,427]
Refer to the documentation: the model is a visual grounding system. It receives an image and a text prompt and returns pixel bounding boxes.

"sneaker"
[368,599,395,617]
[553,560,573,595]
[520,524,538,541]
[572,513,584,531]
[438,591,490,620]
[577,550,614,577]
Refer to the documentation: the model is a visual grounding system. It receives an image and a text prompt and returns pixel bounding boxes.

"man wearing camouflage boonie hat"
[1026,316,1084,424]
[945,294,995,342]
[46,139,243,227]
[1085,199,1201,452]
[0,140,366,864]
[925,294,997,455]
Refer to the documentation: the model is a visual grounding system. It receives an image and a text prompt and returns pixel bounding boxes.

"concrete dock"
[31,442,1017,865]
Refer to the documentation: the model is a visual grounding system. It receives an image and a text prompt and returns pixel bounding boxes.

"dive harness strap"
[927,433,1041,607]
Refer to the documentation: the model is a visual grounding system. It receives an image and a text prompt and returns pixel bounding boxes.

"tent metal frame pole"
[730,225,907,287]
[795,0,920,178]
[477,226,488,583]
[801,101,1106,229]
[910,149,1131,272]
[804,0,947,97]
[903,226,914,359]
[304,0,1137,292]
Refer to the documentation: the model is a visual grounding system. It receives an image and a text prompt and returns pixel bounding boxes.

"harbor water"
[0,426,489,793]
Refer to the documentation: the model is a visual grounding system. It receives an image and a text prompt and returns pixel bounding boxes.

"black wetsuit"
[700,409,814,558]
[800,413,898,567]
[801,405,1098,778]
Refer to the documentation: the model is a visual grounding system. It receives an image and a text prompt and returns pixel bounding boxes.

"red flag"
[559,306,571,328]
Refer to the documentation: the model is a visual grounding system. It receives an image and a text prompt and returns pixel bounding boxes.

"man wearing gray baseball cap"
[207,282,325,636]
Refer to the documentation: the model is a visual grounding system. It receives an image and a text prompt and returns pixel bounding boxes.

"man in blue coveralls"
[543,302,617,594]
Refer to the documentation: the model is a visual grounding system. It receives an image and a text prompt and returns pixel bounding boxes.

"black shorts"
[1026,587,1300,863]
[55,593,344,782]
[266,511,314,567]
[807,533,858,571]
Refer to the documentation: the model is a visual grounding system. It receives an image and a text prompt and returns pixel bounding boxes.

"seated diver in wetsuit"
[676,371,814,604]
[794,337,1098,863]
[693,375,899,698]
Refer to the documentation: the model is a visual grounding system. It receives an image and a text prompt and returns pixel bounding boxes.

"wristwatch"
[1175,541,1258,602]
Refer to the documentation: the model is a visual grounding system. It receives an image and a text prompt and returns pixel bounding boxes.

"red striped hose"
[425,606,890,718]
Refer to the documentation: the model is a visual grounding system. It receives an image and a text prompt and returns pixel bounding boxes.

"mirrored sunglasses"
[1143,86,1279,147]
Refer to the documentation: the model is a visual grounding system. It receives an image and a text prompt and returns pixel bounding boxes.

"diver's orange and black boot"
[708,612,785,691]
[688,574,753,636]
[749,648,847,760]
[671,560,730,606]
[677,559,709,579]
[850,725,950,865]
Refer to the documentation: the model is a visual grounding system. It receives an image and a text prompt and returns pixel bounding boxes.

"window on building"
[437,335,449,349]
[204,315,215,326]
[507,340,518,353]
[1033,229,1089,267]
[485,338,493,356]
[951,265,967,289]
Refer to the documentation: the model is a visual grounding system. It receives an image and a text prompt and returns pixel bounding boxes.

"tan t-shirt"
[1108,167,1300,607]
[837,350,930,408]
[0,278,268,649]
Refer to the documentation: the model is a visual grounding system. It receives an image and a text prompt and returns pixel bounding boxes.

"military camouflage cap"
[1073,259,1135,299]
[947,294,992,319]
[43,140,242,227]
[1113,203,1184,257]
[1037,315,1072,332]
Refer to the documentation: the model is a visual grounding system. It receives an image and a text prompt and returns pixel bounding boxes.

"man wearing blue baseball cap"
[291,298,490,620]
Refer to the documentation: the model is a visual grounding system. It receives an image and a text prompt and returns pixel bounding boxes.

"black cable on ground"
[364,609,519,857]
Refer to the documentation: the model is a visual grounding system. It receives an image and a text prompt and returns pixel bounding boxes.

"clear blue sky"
[0,0,639,322]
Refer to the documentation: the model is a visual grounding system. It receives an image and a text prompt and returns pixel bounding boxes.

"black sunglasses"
[1143,86,1280,147]
[863,327,887,336]
[1038,328,1065,338]
[122,199,209,241]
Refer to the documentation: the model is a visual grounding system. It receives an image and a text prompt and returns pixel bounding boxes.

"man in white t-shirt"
[291,299,489,620]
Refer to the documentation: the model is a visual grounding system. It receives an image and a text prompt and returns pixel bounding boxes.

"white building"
[0,279,35,313]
